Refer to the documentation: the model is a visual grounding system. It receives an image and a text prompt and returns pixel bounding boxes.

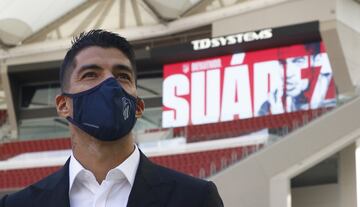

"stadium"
[0,0,360,206]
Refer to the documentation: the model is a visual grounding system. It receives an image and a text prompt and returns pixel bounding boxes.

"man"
[281,43,335,112]
[0,30,223,207]
[257,42,335,116]
[283,55,310,112]
[256,56,308,116]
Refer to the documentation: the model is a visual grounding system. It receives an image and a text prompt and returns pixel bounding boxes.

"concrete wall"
[335,21,360,88]
[292,184,339,207]
[291,144,358,207]
[319,20,354,94]
[211,96,360,207]
[338,144,357,207]
[212,0,335,37]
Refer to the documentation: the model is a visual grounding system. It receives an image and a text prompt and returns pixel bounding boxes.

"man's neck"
[71,129,135,184]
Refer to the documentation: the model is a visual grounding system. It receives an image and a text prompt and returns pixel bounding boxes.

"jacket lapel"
[127,152,175,207]
[27,152,174,207]
[31,158,70,207]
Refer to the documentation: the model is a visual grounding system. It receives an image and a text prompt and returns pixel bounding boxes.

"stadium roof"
[0,0,287,49]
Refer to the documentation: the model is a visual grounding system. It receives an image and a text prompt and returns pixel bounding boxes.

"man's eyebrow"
[76,64,134,76]
[77,64,103,74]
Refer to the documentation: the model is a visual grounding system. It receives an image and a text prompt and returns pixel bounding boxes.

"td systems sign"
[162,41,336,128]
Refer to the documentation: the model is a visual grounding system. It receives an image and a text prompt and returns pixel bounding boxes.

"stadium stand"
[0,145,261,191]
[0,103,333,195]
[174,108,332,142]
[0,107,330,162]
[0,138,70,161]
[0,166,60,190]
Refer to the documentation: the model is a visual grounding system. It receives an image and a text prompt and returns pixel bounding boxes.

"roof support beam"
[181,0,214,17]
[131,0,143,26]
[218,0,225,7]
[94,0,116,29]
[141,0,172,23]
[72,1,107,35]
[119,0,126,28]
[236,0,247,3]
[55,28,62,39]
[23,0,98,44]
[137,0,158,23]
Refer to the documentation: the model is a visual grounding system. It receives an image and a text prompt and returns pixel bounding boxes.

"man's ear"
[135,97,145,118]
[55,94,71,118]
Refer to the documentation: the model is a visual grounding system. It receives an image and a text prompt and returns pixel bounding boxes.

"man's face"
[68,46,137,97]
[55,45,144,141]
[284,56,308,97]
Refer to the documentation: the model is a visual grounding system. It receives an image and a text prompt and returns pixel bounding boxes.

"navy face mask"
[63,78,137,141]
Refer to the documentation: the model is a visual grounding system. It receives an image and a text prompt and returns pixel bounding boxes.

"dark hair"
[60,29,137,92]
[305,42,321,56]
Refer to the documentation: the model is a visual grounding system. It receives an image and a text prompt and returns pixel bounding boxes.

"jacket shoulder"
[155,163,209,187]
[1,184,38,207]
[0,164,69,207]
[153,163,224,207]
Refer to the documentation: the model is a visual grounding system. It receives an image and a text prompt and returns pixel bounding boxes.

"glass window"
[134,107,162,132]
[18,117,70,140]
[137,78,162,98]
[21,83,60,109]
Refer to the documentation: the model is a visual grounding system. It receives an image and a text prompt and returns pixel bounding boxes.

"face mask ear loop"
[62,96,93,137]
[60,92,74,124]
[66,116,76,126]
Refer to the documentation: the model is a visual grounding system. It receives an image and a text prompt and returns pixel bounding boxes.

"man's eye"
[116,73,131,81]
[81,72,98,79]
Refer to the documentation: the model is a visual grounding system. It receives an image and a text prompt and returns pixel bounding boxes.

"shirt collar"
[69,153,84,192]
[69,144,140,192]
[113,144,140,186]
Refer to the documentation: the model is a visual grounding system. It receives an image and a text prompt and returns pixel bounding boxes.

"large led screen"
[162,42,336,128]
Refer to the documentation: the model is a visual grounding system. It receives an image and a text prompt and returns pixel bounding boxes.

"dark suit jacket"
[0,152,223,207]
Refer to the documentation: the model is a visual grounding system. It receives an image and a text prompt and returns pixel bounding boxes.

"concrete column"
[0,61,18,139]
[270,175,291,207]
[355,140,360,207]
[339,143,356,207]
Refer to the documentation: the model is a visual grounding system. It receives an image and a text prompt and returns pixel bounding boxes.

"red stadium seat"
[0,144,264,190]
[0,138,71,160]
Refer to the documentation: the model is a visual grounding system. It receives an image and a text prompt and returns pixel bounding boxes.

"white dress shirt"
[69,145,140,207]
